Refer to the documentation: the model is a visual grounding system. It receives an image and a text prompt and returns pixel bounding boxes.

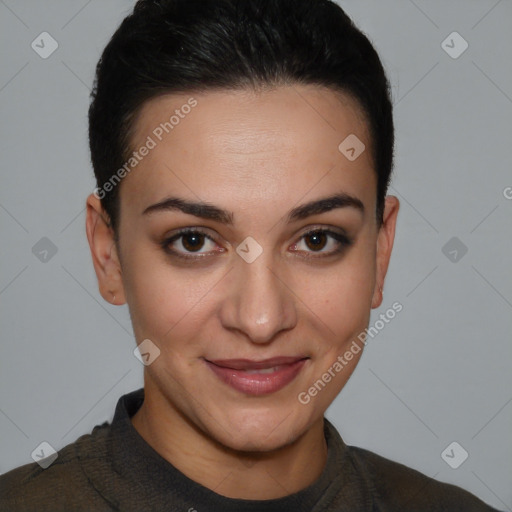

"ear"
[371,195,399,309]
[85,193,126,305]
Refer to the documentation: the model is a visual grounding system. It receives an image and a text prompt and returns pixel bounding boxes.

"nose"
[219,253,297,344]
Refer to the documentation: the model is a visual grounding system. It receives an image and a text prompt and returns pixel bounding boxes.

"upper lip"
[206,356,308,370]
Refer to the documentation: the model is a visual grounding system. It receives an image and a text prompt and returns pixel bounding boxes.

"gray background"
[1,0,511,509]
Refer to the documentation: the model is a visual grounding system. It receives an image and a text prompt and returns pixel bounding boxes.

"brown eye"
[291,228,352,258]
[181,232,206,252]
[304,231,328,251]
[161,228,222,260]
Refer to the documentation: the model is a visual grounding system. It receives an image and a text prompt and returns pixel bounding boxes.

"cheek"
[120,248,197,337]
[121,248,227,353]
[308,251,375,331]
[301,250,375,399]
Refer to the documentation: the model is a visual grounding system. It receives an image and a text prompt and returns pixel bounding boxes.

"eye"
[162,228,222,259]
[161,227,352,261]
[290,228,352,258]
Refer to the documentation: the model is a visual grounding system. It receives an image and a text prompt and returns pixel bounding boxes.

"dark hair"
[89,0,394,233]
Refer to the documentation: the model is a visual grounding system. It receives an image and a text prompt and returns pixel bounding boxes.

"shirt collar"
[82,387,370,511]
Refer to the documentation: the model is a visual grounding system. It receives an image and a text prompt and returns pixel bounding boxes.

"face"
[87,85,398,452]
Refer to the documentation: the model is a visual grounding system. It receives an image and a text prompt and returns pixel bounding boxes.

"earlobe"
[85,193,126,305]
[371,284,384,310]
[371,195,400,309]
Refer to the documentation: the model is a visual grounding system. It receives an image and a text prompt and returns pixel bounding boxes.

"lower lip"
[205,359,307,396]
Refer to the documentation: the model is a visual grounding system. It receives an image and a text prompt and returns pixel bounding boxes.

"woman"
[0,0,501,510]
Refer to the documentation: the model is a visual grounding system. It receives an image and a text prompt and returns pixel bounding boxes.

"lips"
[204,356,308,395]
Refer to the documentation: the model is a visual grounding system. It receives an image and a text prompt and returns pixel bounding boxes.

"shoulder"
[0,422,113,512]
[346,445,500,511]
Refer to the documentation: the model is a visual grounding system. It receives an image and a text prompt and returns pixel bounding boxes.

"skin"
[86,85,399,499]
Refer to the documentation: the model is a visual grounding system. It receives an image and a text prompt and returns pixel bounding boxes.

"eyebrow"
[142,192,364,224]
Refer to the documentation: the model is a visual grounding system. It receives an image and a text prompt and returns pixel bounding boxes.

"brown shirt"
[0,388,501,511]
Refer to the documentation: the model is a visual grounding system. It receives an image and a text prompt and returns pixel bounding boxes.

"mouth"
[204,356,309,395]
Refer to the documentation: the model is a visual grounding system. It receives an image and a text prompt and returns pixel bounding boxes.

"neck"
[130,382,328,500]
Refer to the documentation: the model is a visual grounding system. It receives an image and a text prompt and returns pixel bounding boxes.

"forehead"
[120,86,375,220]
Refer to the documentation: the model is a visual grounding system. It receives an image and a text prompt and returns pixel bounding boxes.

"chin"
[220,429,298,454]
[207,406,311,453]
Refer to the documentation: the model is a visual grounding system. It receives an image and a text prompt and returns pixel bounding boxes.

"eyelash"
[161,227,353,262]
